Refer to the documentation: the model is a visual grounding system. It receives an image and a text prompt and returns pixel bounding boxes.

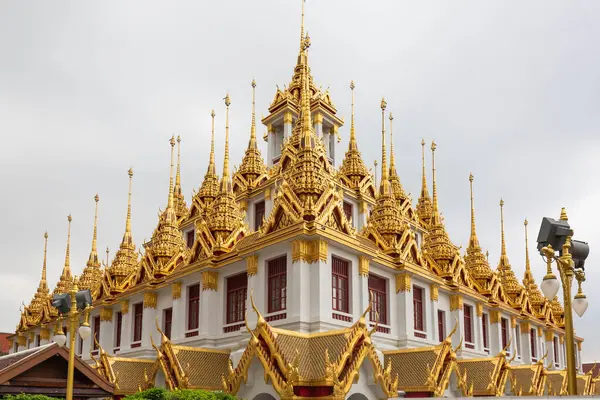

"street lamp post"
[537,208,590,396]
[51,277,92,400]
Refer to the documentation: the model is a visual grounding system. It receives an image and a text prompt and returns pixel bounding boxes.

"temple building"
[10,2,594,399]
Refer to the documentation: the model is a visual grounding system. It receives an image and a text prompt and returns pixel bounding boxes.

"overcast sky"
[1,0,599,360]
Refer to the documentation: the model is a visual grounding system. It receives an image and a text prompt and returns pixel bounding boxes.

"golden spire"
[41,232,48,290]
[468,173,479,249]
[80,195,102,293]
[53,215,73,295]
[523,219,545,305]
[496,199,524,297]
[221,94,232,191]
[524,219,531,275]
[208,110,216,176]
[173,135,188,220]
[416,139,433,226]
[299,37,314,146]
[499,199,507,262]
[106,246,109,267]
[349,80,357,150]
[175,136,182,189]
[388,112,407,201]
[125,168,133,237]
[235,79,267,190]
[29,232,50,315]
[167,136,176,211]
[431,141,441,225]
[195,110,220,210]
[379,97,391,195]
[300,0,305,47]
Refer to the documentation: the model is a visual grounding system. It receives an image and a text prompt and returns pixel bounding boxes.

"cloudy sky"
[1,1,599,359]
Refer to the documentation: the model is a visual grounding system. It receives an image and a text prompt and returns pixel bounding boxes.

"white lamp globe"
[53,333,67,348]
[573,294,588,318]
[79,324,92,340]
[541,275,560,300]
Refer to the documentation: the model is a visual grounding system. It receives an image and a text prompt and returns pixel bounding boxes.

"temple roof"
[190,110,220,218]
[545,369,567,396]
[93,347,156,395]
[455,352,511,397]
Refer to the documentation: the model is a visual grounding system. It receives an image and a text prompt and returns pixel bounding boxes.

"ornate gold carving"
[202,271,218,291]
[450,294,463,311]
[537,326,543,337]
[28,332,35,341]
[264,186,271,200]
[144,292,157,309]
[430,283,439,302]
[559,335,564,344]
[395,272,411,293]
[511,316,517,329]
[283,111,293,124]
[520,321,531,332]
[100,307,113,322]
[246,255,259,276]
[358,256,369,276]
[239,199,248,211]
[490,309,501,324]
[291,239,328,263]
[17,335,26,347]
[40,327,50,341]
[545,330,554,342]
[121,300,129,315]
[360,200,368,214]
[313,113,323,124]
[172,282,182,300]
[475,302,483,317]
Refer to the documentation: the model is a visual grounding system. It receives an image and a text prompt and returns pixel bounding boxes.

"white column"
[431,285,439,342]
[489,311,502,355]
[520,323,532,363]
[266,125,275,167]
[357,200,368,231]
[329,127,337,165]
[200,272,218,335]
[283,112,293,139]
[449,295,464,350]
[309,253,329,323]
[545,331,556,368]
[291,253,311,322]
[120,301,132,350]
[395,273,412,342]
[314,113,323,139]
[99,308,114,354]
[171,282,185,341]
[474,304,483,350]
[142,293,158,349]
[40,327,51,346]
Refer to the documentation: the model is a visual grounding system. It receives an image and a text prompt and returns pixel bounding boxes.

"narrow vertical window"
[501,318,509,354]
[78,336,83,355]
[413,286,424,332]
[114,311,122,350]
[93,315,101,351]
[437,310,446,342]
[35,334,40,348]
[530,328,537,361]
[343,201,353,222]
[133,303,143,344]
[464,305,473,347]
[332,257,350,313]
[268,256,287,313]
[186,230,194,249]
[368,274,387,325]
[515,325,521,357]
[553,337,559,366]
[163,308,173,340]
[482,313,489,352]
[227,273,248,324]
[187,284,200,331]
[254,200,265,231]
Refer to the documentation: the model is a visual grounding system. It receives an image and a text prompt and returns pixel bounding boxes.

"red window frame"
[368,274,387,325]
[437,310,446,342]
[332,257,350,313]
[482,314,489,350]
[227,273,248,324]
[268,256,287,313]
[187,284,200,331]
[501,318,509,353]
[163,308,173,340]
[413,286,424,332]
[464,305,473,344]
[530,328,537,360]
[343,201,353,222]
[115,311,122,349]
[133,303,143,343]
[186,230,194,249]
[254,200,265,231]
[93,315,101,350]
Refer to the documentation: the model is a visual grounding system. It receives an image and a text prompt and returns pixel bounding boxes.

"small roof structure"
[0,343,114,398]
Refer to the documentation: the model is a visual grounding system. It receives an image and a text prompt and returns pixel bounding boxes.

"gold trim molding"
[430,284,439,302]
[291,239,328,264]
[100,307,113,322]
[143,292,157,309]
[511,316,517,329]
[490,309,501,324]
[520,321,531,332]
[537,326,543,337]
[246,255,259,276]
[450,294,463,311]
[40,327,50,341]
[313,113,323,124]
[28,332,34,341]
[545,330,554,342]
[358,256,370,276]
[283,111,293,124]
[17,335,26,347]
[559,335,564,345]
[395,272,411,293]
[202,270,218,291]
[172,282,182,300]
[577,341,582,351]
[475,302,483,317]
[121,300,129,315]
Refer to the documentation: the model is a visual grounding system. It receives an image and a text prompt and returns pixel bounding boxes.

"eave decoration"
[455,346,515,397]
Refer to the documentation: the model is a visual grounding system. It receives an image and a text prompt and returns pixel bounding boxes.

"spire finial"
[41,231,48,285]
[349,80,357,150]
[105,246,109,268]
[92,194,99,252]
[250,79,257,148]
[221,93,231,192]
[208,110,216,175]
[125,168,133,235]
[468,173,479,248]
[431,141,440,223]
[300,0,306,50]
[500,199,507,256]
[168,136,176,209]
[389,112,396,173]
[524,218,531,273]
[378,98,391,196]
[64,214,72,274]
[559,207,568,221]
[300,37,313,144]
[175,135,182,188]
[420,139,430,198]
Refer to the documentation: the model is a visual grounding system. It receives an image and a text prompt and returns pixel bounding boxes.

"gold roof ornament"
[464,174,506,300]
[53,215,73,295]
[522,218,550,319]
[26,232,52,326]
[102,169,138,296]
[416,139,433,229]
[387,112,413,217]
[496,199,530,310]
[338,80,375,197]
[79,194,103,297]
[233,79,267,193]
[195,94,247,257]
[173,136,189,222]
[191,110,220,218]
[550,296,565,327]
[422,143,471,287]
[141,136,188,280]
